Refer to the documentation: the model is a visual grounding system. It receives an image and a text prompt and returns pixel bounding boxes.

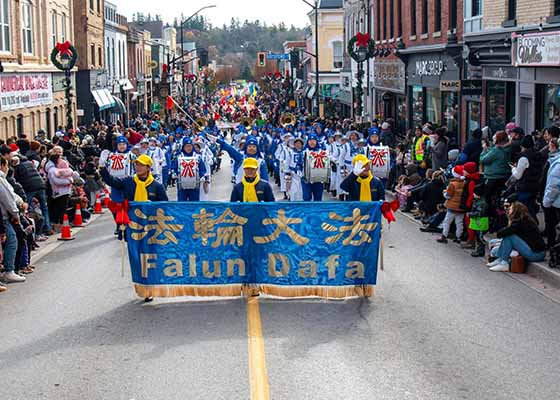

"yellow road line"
[247,296,270,400]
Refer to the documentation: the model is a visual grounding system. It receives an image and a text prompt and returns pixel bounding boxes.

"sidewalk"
[397,209,560,290]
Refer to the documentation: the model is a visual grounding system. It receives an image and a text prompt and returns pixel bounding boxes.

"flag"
[252,86,257,98]
[166,96,175,111]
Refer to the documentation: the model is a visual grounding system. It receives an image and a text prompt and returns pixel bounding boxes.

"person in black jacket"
[487,202,546,272]
[340,154,385,202]
[230,158,275,202]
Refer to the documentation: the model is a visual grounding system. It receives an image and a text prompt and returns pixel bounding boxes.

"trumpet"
[281,113,296,127]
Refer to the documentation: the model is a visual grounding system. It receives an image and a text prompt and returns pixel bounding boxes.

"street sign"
[267,53,290,60]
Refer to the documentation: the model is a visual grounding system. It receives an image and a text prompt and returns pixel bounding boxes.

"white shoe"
[0,271,26,283]
[486,259,501,268]
[489,261,510,272]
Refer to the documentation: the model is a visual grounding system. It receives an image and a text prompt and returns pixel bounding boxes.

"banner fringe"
[133,284,374,299]
[134,284,242,298]
[258,284,374,299]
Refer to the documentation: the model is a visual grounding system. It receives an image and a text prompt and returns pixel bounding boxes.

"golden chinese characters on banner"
[129,208,184,245]
[253,209,310,246]
[192,208,248,248]
[321,208,378,246]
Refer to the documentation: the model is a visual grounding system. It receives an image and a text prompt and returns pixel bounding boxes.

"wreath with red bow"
[50,41,78,71]
[347,32,375,62]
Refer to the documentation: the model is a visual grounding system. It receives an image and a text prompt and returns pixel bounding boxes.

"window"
[422,0,428,34]
[118,42,122,76]
[333,41,343,69]
[507,0,516,21]
[389,0,394,38]
[397,0,402,37]
[51,12,57,47]
[426,88,441,125]
[383,0,387,39]
[410,0,417,36]
[435,0,441,31]
[464,0,482,33]
[97,0,101,13]
[449,0,457,31]
[16,114,24,136]
[112,38,116,76]
[106,38,110,74]
[21,0,33,54]
[486,81,516,133]
[91,44,95,66]
[0,0,9,52]
[98,46,102,67]
[376,1,381,40]
[411,85,424,127]
[53,107,59,131]
[89,0,94,10]
[61,13,66,42]
[556,0,560,16]
[45,108,51,137]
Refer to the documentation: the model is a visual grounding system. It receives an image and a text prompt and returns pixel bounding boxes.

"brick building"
[464,0,560,136]
[0,0,77,139]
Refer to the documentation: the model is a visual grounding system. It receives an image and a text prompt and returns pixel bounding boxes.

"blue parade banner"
[126,202,382,298]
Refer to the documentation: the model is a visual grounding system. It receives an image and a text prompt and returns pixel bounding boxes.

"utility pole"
[302,0,320,117]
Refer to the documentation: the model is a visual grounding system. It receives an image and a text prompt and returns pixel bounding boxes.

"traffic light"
[258,52,266,67]
[290,50,299,69]
[198,48,208,68]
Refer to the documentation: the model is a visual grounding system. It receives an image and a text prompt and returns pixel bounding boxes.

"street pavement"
[1,156,560,400]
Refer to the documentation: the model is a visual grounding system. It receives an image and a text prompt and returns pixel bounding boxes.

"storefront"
[373,59,406,135]
[482,66,517,134]
[405,52,461,145]
[0,72,76,139]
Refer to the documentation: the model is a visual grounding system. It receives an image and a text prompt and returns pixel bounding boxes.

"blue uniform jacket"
[230,179,275,202]
[340,172,385,202]
[101,168,168,202]
[218,138,269,181]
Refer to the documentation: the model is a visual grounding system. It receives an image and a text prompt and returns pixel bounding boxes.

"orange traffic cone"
[94,193,104,214]
[58,214,75,241]
[73,203,84,227]
[103,188,110,208]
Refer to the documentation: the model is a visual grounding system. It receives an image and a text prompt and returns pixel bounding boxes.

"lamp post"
[51,42,78,129]
[177,5,216,98]
[302,0,319,116]
[348,33,374,120]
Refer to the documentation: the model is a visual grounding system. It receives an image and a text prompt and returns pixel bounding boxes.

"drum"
[108,153,131,178]
[304,150,329,183]
[368,146,390,179]
[178,156,200,190]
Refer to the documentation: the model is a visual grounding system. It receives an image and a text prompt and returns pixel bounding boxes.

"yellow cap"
[134,154,153,167]
[243,157,259,169]
[352,154,369,166]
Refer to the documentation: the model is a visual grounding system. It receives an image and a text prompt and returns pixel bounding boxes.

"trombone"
[281,113,296,127]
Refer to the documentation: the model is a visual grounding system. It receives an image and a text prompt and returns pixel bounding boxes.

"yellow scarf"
[357,173,373,201]
[242,174,260,202]
[133,173,154,201]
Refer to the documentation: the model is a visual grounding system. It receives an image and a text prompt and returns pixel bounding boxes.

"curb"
[395,208,560,289]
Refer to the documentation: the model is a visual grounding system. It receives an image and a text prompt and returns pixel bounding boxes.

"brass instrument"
[195,117,207,131]
[240,117,253,130]
[281,113,296,127]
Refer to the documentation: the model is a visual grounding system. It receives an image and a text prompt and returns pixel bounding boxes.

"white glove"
[353,161,364,176]
[99,150,110,168]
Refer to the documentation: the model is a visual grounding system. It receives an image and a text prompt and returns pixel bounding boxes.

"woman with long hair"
[487,202,546,272]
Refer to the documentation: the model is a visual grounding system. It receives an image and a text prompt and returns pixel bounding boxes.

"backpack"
[549,243,560,269]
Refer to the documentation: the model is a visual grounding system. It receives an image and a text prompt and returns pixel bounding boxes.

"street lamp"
[302,0,319,117]
[177,5,216,100]
[348,33,375,119]
[50,41,78,129]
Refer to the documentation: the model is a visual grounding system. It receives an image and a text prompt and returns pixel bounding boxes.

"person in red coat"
[125,128,144,146]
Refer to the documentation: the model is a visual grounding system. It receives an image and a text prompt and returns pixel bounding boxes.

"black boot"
[471,243,485,257]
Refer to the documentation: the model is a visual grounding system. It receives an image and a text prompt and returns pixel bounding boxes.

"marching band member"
[99,136,134,236]
[193,137,212,200]
[341,154,385,202]
[274,132,292,199]
[302,133,327,201]
[147,137,165,184]
[326,132,339,195]
[230,158,275,202]
[176,137,207,202]
[287,137,305,201]
[217,135,269,184]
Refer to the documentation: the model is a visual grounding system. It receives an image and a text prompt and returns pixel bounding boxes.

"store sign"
[0,73,53,111]
[374,60,405,93]
[440,80,461,91]
[513,31,560,67]
[483,66,517,80]
[415,59,445,77]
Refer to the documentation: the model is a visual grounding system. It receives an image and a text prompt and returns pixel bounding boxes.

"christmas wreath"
[50,41,78,71]
[347,33,375,62]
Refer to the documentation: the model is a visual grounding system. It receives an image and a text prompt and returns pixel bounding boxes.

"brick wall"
[483,0,507,29]
[517,0,554,26]
[73,0,105,70]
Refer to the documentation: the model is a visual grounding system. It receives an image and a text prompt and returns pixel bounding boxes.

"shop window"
[426,88,442,126]
[411,85,424,127]
[21,0,33,55]
[0,0,9,52]
[486,81,516,133]
[536,84,560,129]
[16,114,24,136]
[443,92,458,143]
[410,0,417,36]
[467,101,481,134]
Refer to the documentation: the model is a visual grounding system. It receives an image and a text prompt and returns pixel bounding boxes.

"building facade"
[127,27,147,116]
[0,0,77,139]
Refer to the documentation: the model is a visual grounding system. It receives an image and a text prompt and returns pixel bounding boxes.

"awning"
[119,79,134,91]
[112,95,126,114]
[306,85,317,99]
[131,92,139,101]
[92,89,115,111]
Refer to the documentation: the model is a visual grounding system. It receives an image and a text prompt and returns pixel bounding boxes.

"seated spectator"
[487,202,546,272]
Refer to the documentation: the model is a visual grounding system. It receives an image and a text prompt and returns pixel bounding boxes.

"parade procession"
[2,0,560,399]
